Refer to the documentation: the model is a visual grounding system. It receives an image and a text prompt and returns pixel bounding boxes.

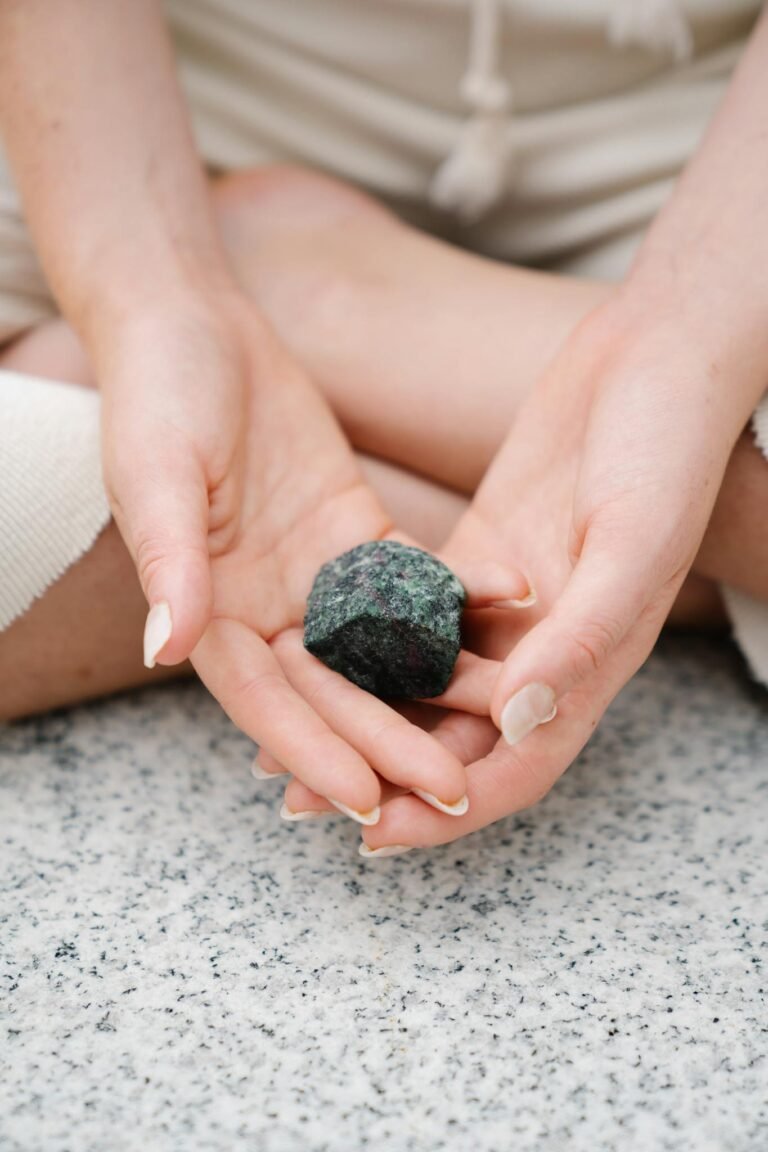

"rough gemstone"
[303,540,466,699]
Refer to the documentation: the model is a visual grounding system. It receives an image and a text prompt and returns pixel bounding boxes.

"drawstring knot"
[429,0,512,223]
[429,0,695,223]
[607,0,694,62]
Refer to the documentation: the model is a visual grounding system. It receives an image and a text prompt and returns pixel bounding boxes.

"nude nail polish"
[358,842,414,858]
[411,788,469,816]
[500,682,557,746]
[143,601,172,669]
[280,803,328,822]
[328,798,381,826]
[491,588,538,609]
[251,756,288,780]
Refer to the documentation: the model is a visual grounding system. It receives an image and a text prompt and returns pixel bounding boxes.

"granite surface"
[1,635,766,1152]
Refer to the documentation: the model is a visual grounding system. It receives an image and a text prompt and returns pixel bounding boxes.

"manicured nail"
[143,601,172,669]
[500,682,557,746]
[491,587,537,610]
[358,842,414,858]
[411,788,469,816]
[280,802,328,822]
[251,756,288,780]
[328,798,381,826]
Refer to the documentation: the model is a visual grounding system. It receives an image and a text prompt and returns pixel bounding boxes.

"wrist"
[74,240,239,347]
[624,245,768,412]
[83,277,264,397]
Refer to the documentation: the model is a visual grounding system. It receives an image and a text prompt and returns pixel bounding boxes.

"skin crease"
[1,6,767,849]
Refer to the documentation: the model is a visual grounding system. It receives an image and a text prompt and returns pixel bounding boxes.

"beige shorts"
[0,0,759,342]
[1,0,767,685]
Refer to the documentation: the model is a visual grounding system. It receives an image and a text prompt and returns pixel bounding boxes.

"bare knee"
[212,164,400,350]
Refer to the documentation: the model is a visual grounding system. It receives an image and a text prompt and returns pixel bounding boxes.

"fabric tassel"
[607,0,694,62]
[428,0,512,221]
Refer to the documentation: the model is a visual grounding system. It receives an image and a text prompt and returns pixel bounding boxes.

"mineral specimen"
[303,540,466,699]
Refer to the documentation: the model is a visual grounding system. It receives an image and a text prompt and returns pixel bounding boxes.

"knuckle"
[134,534,207,595]
[562,614,622,680]
[490,746,554,812]
[221,669,288,717]
[369,717,405,745]
[304,673,346,713]
[134,534,168,592]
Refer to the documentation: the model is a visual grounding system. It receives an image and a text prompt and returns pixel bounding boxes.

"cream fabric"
[0,372,109,630]
[0,0,766,685]
[720,396,768,686]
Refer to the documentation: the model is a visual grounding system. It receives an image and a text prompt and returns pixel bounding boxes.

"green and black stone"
[303,541,466,699]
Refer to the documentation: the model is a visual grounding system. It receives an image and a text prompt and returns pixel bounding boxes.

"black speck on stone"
[303,540,466,699]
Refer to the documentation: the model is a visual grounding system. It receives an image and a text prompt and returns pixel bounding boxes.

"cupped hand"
[352,295,751,852]
[97,290,527,821]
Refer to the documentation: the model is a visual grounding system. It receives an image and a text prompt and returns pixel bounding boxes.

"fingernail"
[500,682,557,746]
[411,788,469,816]
[328,798,381,826]
[280,802,328,822]
[143,601,172,668]
[358,842,414,858]
[491,587,537,610]
[251,756,288,780]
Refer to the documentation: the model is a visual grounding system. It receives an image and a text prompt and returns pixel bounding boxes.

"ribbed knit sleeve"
[0,370,110,630]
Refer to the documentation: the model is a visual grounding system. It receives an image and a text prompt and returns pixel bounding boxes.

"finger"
[390,528,533,610]
[490,523,675,746]
[282,775,406,820]
[106,425,213,668]
[273,629,470,815]
[386,704,497,775]
[442,556,534,609]
[361,729,571,854]
[361,637,625,854]
[193,618,382,821]
[251,747,290,780]
[281,711,495,826]
[281,778,335,820]
[420,650,500,714]
[422,708,499,766]
[460,605,532,662]
[366,737,558,851]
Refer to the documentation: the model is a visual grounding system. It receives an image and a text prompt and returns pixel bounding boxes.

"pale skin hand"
[0,0,536,818]
[277,16,768,851]
[350,14,768,851]
[165,296,531,819]
[484,12,768,739]
[277,321,688,844]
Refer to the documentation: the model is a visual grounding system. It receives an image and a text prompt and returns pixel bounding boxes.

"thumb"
[106,430,213,668]
[490,521,684,746]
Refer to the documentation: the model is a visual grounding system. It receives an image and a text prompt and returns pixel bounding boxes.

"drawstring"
[428,0,512,222]
[429,0,694,223]
[607,0,694,63]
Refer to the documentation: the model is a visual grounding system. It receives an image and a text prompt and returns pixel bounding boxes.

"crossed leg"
[2,165,763,720]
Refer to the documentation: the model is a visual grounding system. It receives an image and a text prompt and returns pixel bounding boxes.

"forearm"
[0,0,232,343]
[627,10,768,415]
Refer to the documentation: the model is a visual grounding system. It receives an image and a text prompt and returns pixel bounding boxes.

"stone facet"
[303,541,466,699]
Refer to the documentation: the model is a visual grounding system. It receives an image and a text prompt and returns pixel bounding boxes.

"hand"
[97,291,527,821]
[355,293,751,851]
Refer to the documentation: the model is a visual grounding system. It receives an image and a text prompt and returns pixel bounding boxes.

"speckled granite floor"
[1,635,766,1152]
